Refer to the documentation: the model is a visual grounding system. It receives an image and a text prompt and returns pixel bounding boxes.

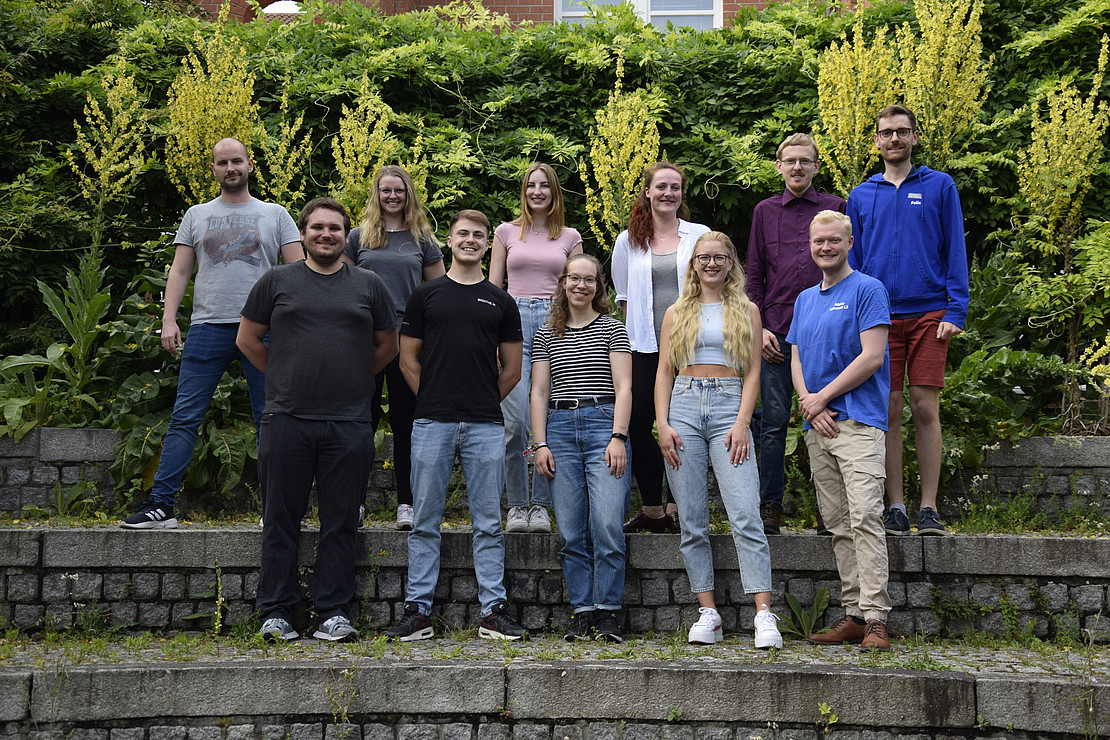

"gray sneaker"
[313,615,359,642]
[396,504,414,531]
[528,505,552,533]
[260,617,299,642]
[506,506,529,532]
[916,507,947,536]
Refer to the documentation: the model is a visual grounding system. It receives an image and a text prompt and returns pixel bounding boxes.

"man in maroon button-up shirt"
[746,133,846,534]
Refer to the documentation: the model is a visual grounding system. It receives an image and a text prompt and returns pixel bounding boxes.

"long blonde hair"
[513,162,566,241]
[667,232,754,372]
[359,165,441,250]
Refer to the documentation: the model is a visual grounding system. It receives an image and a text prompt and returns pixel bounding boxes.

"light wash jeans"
[758,332,792,512]
[501,297,552,508]
[546,403,631,612]
[664,376,772,595]
[406,419,507,617]
[151,323,265,506]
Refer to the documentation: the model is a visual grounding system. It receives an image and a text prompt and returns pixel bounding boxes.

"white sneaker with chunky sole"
[688,606,723,644]
[753,607,783,649]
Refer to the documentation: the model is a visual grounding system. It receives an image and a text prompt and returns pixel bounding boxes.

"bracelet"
[611,432,628,441]
[735,421,749,428]
[523,443,549,456]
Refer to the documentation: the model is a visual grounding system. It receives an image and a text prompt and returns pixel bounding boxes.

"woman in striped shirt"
[530,254,632,643]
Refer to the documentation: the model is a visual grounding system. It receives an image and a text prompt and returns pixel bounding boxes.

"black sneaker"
[479,602,527,641]
[882,507,910,536]
[594,610,624,643]
[121,498,178,529]
[384,603,434,642]
[916,507,947,536]
[563,611,596,642]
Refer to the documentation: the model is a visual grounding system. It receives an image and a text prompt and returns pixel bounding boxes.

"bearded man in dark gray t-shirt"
[238,197,397,643]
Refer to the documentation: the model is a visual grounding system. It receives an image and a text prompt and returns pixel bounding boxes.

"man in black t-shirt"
[238,197,397,643]
[384,209,528,642]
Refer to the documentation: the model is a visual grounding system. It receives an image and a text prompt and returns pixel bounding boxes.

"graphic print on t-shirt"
[202,214,263,267]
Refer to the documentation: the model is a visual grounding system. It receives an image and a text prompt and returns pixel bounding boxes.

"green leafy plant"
[778,588,829,640]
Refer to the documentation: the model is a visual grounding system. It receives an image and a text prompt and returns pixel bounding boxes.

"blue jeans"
[501,297,552,508]
[547,403,631,612]
[664,377,772,595]
[151,323,265,506]
[758,333,793,511]
[407,420,507,617]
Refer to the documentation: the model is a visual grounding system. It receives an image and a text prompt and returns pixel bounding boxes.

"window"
[558,0,721,29]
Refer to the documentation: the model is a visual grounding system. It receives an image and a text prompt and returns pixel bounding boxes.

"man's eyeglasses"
[379,188,407,196]
[779,158,816,168]
[564,274,597,286]
[876,127,914,141]
[695,254,732,266]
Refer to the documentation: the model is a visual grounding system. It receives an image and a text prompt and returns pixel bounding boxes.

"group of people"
[118,101,967,652]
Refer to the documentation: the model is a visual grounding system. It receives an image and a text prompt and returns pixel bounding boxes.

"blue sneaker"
[882,507,910,536]
[916,507,947,536]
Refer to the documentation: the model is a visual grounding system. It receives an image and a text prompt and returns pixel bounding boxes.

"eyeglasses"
[876,127,914,141]
[695,254,732,266]
[379,187,407,196]
[779,158,816,168]
[564,274,597,286]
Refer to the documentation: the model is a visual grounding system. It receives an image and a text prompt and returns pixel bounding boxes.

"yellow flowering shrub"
[331,73,402,220]
[579,53,662,251]
[1014,37,1110,430]
[896,0,991,171]
[814,13,900,198]
[255,81,313,212]
[164,3,259,204]
[64,52,147,249]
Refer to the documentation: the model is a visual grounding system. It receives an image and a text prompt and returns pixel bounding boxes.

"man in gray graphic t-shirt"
[120,137,302,530]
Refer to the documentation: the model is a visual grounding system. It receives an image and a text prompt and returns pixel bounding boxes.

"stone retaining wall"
[2,528,1109,644]
[0,657,1104,739]
[0,429,119,514]
[956,436,1110,521]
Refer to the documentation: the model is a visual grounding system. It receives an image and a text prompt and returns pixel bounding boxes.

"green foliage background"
[2,0,1109,508]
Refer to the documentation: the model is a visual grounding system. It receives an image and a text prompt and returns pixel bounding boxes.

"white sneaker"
[528,505,552,533]
[688,606,723,644]
[506,506,529,532]
[260,617,299,641]
[313,615,359,642]
[753,607,783,649]
[396,504,414,531]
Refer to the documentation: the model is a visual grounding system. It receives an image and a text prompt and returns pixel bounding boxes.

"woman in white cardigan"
[611,162,710,533]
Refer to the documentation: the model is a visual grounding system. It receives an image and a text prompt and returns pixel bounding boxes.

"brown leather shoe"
[666,510,680,533]
[760,503,781,535]
[623,512,673,534]
[807,616,866,645]
[861,619,891,651]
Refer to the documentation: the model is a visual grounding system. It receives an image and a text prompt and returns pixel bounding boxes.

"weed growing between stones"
[779,588,830,641]
[816,702,837,733]
[324,666,358,738]
[930,586,992,636]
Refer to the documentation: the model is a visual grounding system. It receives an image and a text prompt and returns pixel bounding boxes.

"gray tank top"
[651,251,680,345]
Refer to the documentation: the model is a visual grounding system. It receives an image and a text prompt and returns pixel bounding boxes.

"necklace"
[385,228,405,233]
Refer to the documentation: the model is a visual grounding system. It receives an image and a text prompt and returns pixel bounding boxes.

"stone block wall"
[2,528,1109,643]
[953,436,1110,522]
[0,429,119,514]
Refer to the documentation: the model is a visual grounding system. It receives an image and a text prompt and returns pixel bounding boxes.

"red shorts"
[888,309,949,389]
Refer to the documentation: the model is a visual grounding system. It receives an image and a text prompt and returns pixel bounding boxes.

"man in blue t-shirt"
[786,210,893,651]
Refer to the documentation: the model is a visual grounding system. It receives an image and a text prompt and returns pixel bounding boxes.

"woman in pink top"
[489,163,583,534]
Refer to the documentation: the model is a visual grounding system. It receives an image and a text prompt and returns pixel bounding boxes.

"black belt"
[550,395,616,410]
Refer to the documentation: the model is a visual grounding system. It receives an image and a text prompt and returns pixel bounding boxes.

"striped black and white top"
[532,315,631,402]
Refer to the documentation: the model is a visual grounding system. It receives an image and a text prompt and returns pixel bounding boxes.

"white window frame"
[556,0,722,29]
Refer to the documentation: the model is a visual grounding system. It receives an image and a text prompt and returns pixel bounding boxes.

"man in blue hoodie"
[846,105,969,537]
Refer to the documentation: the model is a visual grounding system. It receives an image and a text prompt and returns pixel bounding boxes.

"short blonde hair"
[776,133,818,162]
[809,210,851,238]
